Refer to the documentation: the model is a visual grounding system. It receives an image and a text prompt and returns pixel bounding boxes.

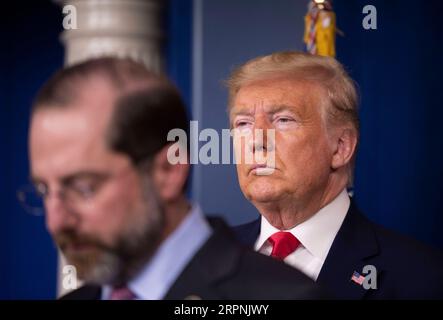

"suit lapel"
[317,201,381,299]
[164,218,242,300]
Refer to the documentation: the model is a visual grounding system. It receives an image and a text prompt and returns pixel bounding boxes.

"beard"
[54,176,164,286]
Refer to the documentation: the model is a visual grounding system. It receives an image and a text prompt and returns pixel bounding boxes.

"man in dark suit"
[227,51,443,299]
[62,217,323,300]
[27,57,325,300]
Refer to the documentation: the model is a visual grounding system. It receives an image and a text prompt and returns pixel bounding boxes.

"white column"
[53,0,164,297]
[56,0,163,71]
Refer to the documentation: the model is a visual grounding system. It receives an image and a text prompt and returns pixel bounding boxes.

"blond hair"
[226,51,359,133]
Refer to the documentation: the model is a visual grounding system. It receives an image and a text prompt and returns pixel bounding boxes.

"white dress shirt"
[102,203,212,300]
[255,189,350,280]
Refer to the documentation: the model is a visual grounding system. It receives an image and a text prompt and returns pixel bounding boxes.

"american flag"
[351,271,365,285]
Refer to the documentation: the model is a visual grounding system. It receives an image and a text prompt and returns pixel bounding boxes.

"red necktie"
[109,286,136,300]
[268,231,300,260]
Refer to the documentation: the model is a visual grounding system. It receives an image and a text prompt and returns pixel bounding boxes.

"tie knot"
[268,231,300,260]
[109,286,136,300]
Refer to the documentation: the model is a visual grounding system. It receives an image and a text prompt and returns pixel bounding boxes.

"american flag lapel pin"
[350,271,365,286]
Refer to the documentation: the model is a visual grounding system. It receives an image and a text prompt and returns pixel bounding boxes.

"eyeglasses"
[17,169,129,216]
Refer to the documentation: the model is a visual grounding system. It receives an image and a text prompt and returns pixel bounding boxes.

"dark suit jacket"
[60,217,327,300]
[234,201,443,299]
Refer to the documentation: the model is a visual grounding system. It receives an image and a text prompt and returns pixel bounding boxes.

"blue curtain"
[334,0,443,249]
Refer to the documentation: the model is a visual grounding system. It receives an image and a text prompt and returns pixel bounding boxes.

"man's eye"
[234,120,253,128]
[71,182,98,198]
[276,117,293,123]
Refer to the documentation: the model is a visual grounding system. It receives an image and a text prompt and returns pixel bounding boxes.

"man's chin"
[63,248,121,285]
[248,192,282,204]
[244,184,284,203]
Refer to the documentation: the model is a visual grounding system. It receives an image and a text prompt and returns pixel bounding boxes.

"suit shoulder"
[371,221,443,266]
[59,285,101,300]
[366,219,443,298]
[348,205,443,269]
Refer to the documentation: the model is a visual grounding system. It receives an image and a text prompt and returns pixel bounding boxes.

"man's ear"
[152,144,190,202]
[331,128,358,170]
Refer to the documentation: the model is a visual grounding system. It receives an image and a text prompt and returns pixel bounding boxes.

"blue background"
[1,0,442,299]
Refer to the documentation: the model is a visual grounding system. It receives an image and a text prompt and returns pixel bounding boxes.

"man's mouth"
[249,164,276,176]
[62,242,98,254]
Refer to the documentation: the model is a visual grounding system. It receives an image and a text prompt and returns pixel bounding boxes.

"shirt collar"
[103,203,212,300]
[255,189,350,262]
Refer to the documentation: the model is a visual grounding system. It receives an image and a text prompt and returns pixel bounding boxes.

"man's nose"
[44,193,78,235]
[250,118,275,153]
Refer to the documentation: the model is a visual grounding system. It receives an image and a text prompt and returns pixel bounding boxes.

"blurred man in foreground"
[228,51,443,299]
[26,57,326,299]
